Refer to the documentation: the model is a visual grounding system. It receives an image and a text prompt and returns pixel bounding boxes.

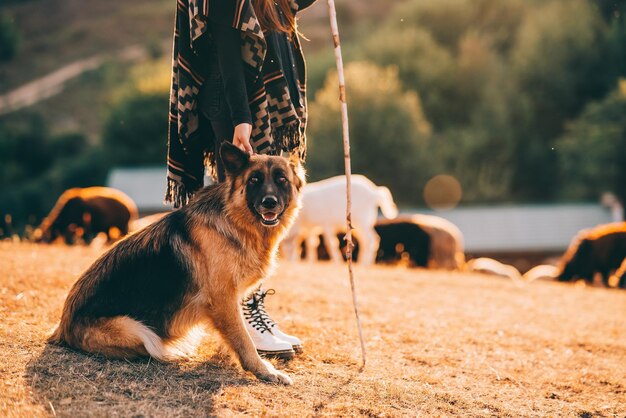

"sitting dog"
[374,221,431,267]
[49,143,304,385]
[282,175,398,265]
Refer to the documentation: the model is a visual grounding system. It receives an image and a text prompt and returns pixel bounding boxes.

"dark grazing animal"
[296,219,432,268]
[374,221,430,267]
[282,175,398,265]
[558,222,626,286]
[35,187,138,244]
[373,215,464,269]
[297,224,429,267]
[409,215,464,270]
[610,258,626,289]
[49,143,305,385]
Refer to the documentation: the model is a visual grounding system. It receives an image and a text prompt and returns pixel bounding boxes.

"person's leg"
[241,287,298,360]
[199,76,231,183]
[242,287,303,354]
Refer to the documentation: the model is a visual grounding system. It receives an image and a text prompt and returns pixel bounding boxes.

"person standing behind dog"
[166,0,317,359]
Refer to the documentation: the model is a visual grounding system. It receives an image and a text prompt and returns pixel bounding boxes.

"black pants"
[199,74,234,183]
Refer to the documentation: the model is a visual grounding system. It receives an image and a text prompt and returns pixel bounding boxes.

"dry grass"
[0,242,624,417]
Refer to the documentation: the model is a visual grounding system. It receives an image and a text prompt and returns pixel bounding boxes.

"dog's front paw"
[272,369,293,385]
[260,369,293,385]
[255,360,293,385]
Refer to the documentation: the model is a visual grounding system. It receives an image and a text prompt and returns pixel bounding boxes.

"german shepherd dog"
[49,143,305,385]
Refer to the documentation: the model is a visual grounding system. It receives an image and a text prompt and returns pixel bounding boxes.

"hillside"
[0,0,392,93]
[0,0,172,92]
[1,242,624,417]
[0,0,394,136]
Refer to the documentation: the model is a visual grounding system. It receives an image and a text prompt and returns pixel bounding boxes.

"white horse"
[283,175,398,265]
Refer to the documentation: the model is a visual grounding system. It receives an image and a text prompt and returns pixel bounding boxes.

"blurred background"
[1,0,625,268]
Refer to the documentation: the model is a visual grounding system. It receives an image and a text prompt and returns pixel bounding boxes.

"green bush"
[306,62,432,205]
[0,13,19,61]
[102,92,169,166]
[0,114,105,229]
[557,80,626,204]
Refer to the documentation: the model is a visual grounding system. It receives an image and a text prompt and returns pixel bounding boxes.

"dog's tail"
[48,324,64,344]
[50,315,178,361]
[377,186,399,219]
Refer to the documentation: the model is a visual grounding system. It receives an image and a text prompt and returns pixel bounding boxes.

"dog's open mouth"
[260,212,280,226]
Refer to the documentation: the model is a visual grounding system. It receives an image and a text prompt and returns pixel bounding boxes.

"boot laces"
[242,288,277,333]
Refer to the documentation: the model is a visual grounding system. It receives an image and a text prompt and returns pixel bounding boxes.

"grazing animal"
[283,175,398,265]
[610,258,626,289]
[293,215,459,269]
[373,220,431,267]
[522,265,560,282]
[49,144,305,385]
[394,215,464,270]
[35,187,138,244]
[466,257,522,281]
[299,222,430,267]
[557,222,626,286]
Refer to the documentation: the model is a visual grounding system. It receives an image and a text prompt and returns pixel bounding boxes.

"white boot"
[242,290,295,360]
[245,288,303,353]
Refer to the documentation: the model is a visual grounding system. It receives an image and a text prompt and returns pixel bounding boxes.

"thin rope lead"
[326,0,366,371]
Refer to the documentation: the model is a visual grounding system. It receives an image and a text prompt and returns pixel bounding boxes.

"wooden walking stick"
[326,0,366,370]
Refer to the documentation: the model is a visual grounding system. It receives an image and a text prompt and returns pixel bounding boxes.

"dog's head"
[220,142,305,228]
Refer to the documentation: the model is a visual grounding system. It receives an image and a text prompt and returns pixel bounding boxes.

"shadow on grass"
[25,343,251,415]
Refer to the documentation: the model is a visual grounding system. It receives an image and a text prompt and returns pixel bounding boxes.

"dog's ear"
[220,142,250,175]
[288,153,306,191]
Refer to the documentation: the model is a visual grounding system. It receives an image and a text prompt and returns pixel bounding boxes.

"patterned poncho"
[166,0,311,208]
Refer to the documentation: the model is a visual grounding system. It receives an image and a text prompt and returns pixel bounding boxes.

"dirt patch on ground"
[0,242,624,417]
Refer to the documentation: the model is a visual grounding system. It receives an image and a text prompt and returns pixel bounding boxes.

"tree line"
[1,0,625,229]
[306,0,626,207]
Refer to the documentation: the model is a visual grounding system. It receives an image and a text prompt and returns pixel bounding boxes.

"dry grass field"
[0,242,624,417]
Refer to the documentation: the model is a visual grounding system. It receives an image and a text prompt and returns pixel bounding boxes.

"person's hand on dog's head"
[233,123,253,155]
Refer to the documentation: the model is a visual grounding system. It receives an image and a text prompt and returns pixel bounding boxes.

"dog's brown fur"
[49,143,305,384]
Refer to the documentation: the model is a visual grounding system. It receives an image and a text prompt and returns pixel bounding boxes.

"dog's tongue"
[262,212,278,221]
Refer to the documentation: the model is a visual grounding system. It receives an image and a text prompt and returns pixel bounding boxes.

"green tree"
[606,8,626,79]
[306,62,432,206]
[385,0,475,51]
[0,13,19,61]
[360,26,458,129]
[509,0,612,199]
[102,92,169,166]
[360,0,527,130]
[305,48,337,98]
[0,114,51,185]
[0,113,105,228]
[557,80,626,204]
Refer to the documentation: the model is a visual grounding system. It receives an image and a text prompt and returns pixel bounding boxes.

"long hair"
[253,0,296,35]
